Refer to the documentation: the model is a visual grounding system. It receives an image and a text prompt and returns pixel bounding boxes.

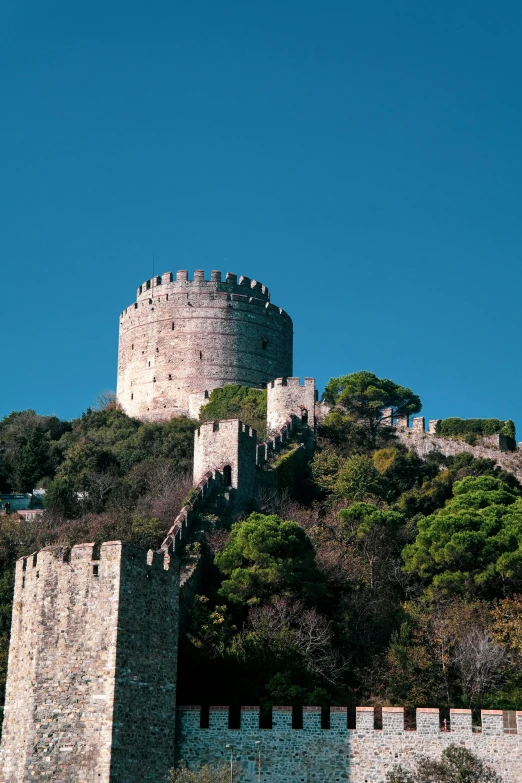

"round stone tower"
[117,270,293,421]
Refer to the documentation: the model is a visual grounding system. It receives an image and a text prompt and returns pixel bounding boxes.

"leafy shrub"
[436,418,516,441]
[199,385,267,441]
[215,512,324,605]
[274,447,302,493]
[386,744,503,782]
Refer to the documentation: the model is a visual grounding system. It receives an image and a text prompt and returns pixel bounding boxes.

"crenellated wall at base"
[176,706,522,783]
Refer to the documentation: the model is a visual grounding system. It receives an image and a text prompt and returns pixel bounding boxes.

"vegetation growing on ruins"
[435,418,517,452]
[1,371,522,717]
[436,418,516,442]
[198,384,267,441]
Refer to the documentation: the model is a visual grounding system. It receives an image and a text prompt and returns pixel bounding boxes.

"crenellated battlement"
[193,418,257,509]
[16,541,175,585]
[269,377,316,389]
[195,419,257,442]
[117,269,293,420]
[177,705,521,735]
[176,705,522,783]
[256,414,299,466]
[161,467,230,553]
[2,541,180,783]
[267,376,317,434]
[379,407,522,479]
[134,270,271,304]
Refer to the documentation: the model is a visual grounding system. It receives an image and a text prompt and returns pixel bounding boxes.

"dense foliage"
[0,411,72,493]
[403,476,522,599]
[436,418,516,443]
[199,385,267,440]
[322,371,421,447]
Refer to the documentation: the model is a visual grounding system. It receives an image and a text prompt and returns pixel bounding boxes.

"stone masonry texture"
[0,542,179,783]
[193,419,257,509]
[266,377,317,434]
[117,270,293,421]
[176,706,522,783]
[392,420,522,481]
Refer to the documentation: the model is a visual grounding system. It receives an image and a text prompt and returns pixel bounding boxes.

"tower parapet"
[267,377,317,434]
[118,270,293,421]
[193,419,257,509]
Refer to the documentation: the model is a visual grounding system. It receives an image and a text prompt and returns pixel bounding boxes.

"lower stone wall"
[394,427,522,481]
[176,706,522,783]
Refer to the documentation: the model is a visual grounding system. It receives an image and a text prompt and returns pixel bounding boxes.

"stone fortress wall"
[380,408,522,482]
[117,270,293,421]
[0,542,179,783]
[193,419,258,507]
[267,376,317,434]
[161,379,315,554]
[176,705,522,783]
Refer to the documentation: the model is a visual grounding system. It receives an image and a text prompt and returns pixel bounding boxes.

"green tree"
[403,476,522,598]
[317,410,371,457]
[309,448,344,497]
[0,410,71,492]
[215,513,323,605]
[11,426,49,492]
[45,476,80,517]
[335,455,384,504]
[186,595,237,659]
[323,371,421,447]
[338,502,404,591]
[129,516,164,550]
[395,452,519,519]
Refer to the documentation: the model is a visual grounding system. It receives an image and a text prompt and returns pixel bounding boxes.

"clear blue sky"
[1,1,521,433]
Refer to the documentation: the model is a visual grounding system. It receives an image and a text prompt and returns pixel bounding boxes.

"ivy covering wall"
[435,418,516,443]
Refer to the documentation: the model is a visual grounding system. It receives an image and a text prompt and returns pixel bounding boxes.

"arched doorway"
[223,465,232,487]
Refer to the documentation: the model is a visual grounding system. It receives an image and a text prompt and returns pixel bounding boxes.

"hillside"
[1,371,522,718]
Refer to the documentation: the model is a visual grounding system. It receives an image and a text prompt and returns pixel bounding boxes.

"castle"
[117,270,293,420]
[2,270,522,783]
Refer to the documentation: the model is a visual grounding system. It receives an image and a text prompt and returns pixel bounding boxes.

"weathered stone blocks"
[0,542,179,783]
[267,377,316,434]
[117,270,293,421]
[176,706,522,783]
[193,419,257,509]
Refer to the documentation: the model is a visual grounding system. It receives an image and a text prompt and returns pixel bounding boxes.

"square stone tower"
[267,377,317,434]
[193,419,257,508]
[0,541,179,783]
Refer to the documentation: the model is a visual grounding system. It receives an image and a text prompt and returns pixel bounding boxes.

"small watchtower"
[193,419,257,508]
[267,377,317,434]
